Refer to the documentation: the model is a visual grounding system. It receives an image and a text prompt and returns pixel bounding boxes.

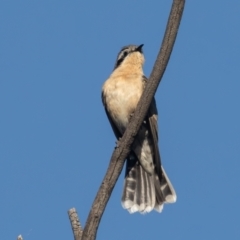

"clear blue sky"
[1,1,240,239]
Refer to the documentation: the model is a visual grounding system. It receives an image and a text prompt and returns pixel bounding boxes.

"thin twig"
[68,208,83,240]
[82,1,185,239]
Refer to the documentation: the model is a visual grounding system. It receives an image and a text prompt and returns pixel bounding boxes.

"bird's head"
[114,44,145,69]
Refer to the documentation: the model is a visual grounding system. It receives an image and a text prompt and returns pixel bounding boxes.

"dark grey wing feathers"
[147,99,162,180]
[142,75,162,177]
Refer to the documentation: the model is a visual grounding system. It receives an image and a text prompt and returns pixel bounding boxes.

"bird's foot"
[129,112,135,121]
[115,138,122,148]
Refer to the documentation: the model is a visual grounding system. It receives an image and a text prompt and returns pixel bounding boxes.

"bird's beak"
[136,44,144,52]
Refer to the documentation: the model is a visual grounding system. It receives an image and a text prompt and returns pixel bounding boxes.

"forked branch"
[68,208,83,240]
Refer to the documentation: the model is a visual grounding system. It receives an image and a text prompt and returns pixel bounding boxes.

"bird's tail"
[121,158,176,214]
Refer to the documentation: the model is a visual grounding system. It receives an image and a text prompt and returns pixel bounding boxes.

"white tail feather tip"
[166,194,177,203]
[154,204,164,212]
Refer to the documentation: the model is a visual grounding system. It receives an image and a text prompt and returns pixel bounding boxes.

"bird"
[102,44,176,214]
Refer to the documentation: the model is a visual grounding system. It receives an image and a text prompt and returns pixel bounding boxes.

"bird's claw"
[115,138,122,148]
[129,112,134,121]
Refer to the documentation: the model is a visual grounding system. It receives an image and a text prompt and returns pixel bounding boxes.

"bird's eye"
[123,51,128,57]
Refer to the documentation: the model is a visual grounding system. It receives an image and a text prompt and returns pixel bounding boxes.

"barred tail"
[121,158,176,214]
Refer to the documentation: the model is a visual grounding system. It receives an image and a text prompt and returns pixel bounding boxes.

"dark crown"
[114,44,144,69]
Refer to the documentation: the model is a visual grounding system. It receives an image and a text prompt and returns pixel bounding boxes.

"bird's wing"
[147,98,162,178]
[142,76,162,175]
[143,76,177,204]
[101,91,122,140]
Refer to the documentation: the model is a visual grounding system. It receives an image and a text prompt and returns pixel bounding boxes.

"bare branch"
[82,1,185,239]
[68,208,83,240]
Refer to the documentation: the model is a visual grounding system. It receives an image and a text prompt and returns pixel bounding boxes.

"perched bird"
[102,44,176,214]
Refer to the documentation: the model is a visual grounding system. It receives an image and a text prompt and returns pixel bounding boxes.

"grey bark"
[68,208,83,240]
